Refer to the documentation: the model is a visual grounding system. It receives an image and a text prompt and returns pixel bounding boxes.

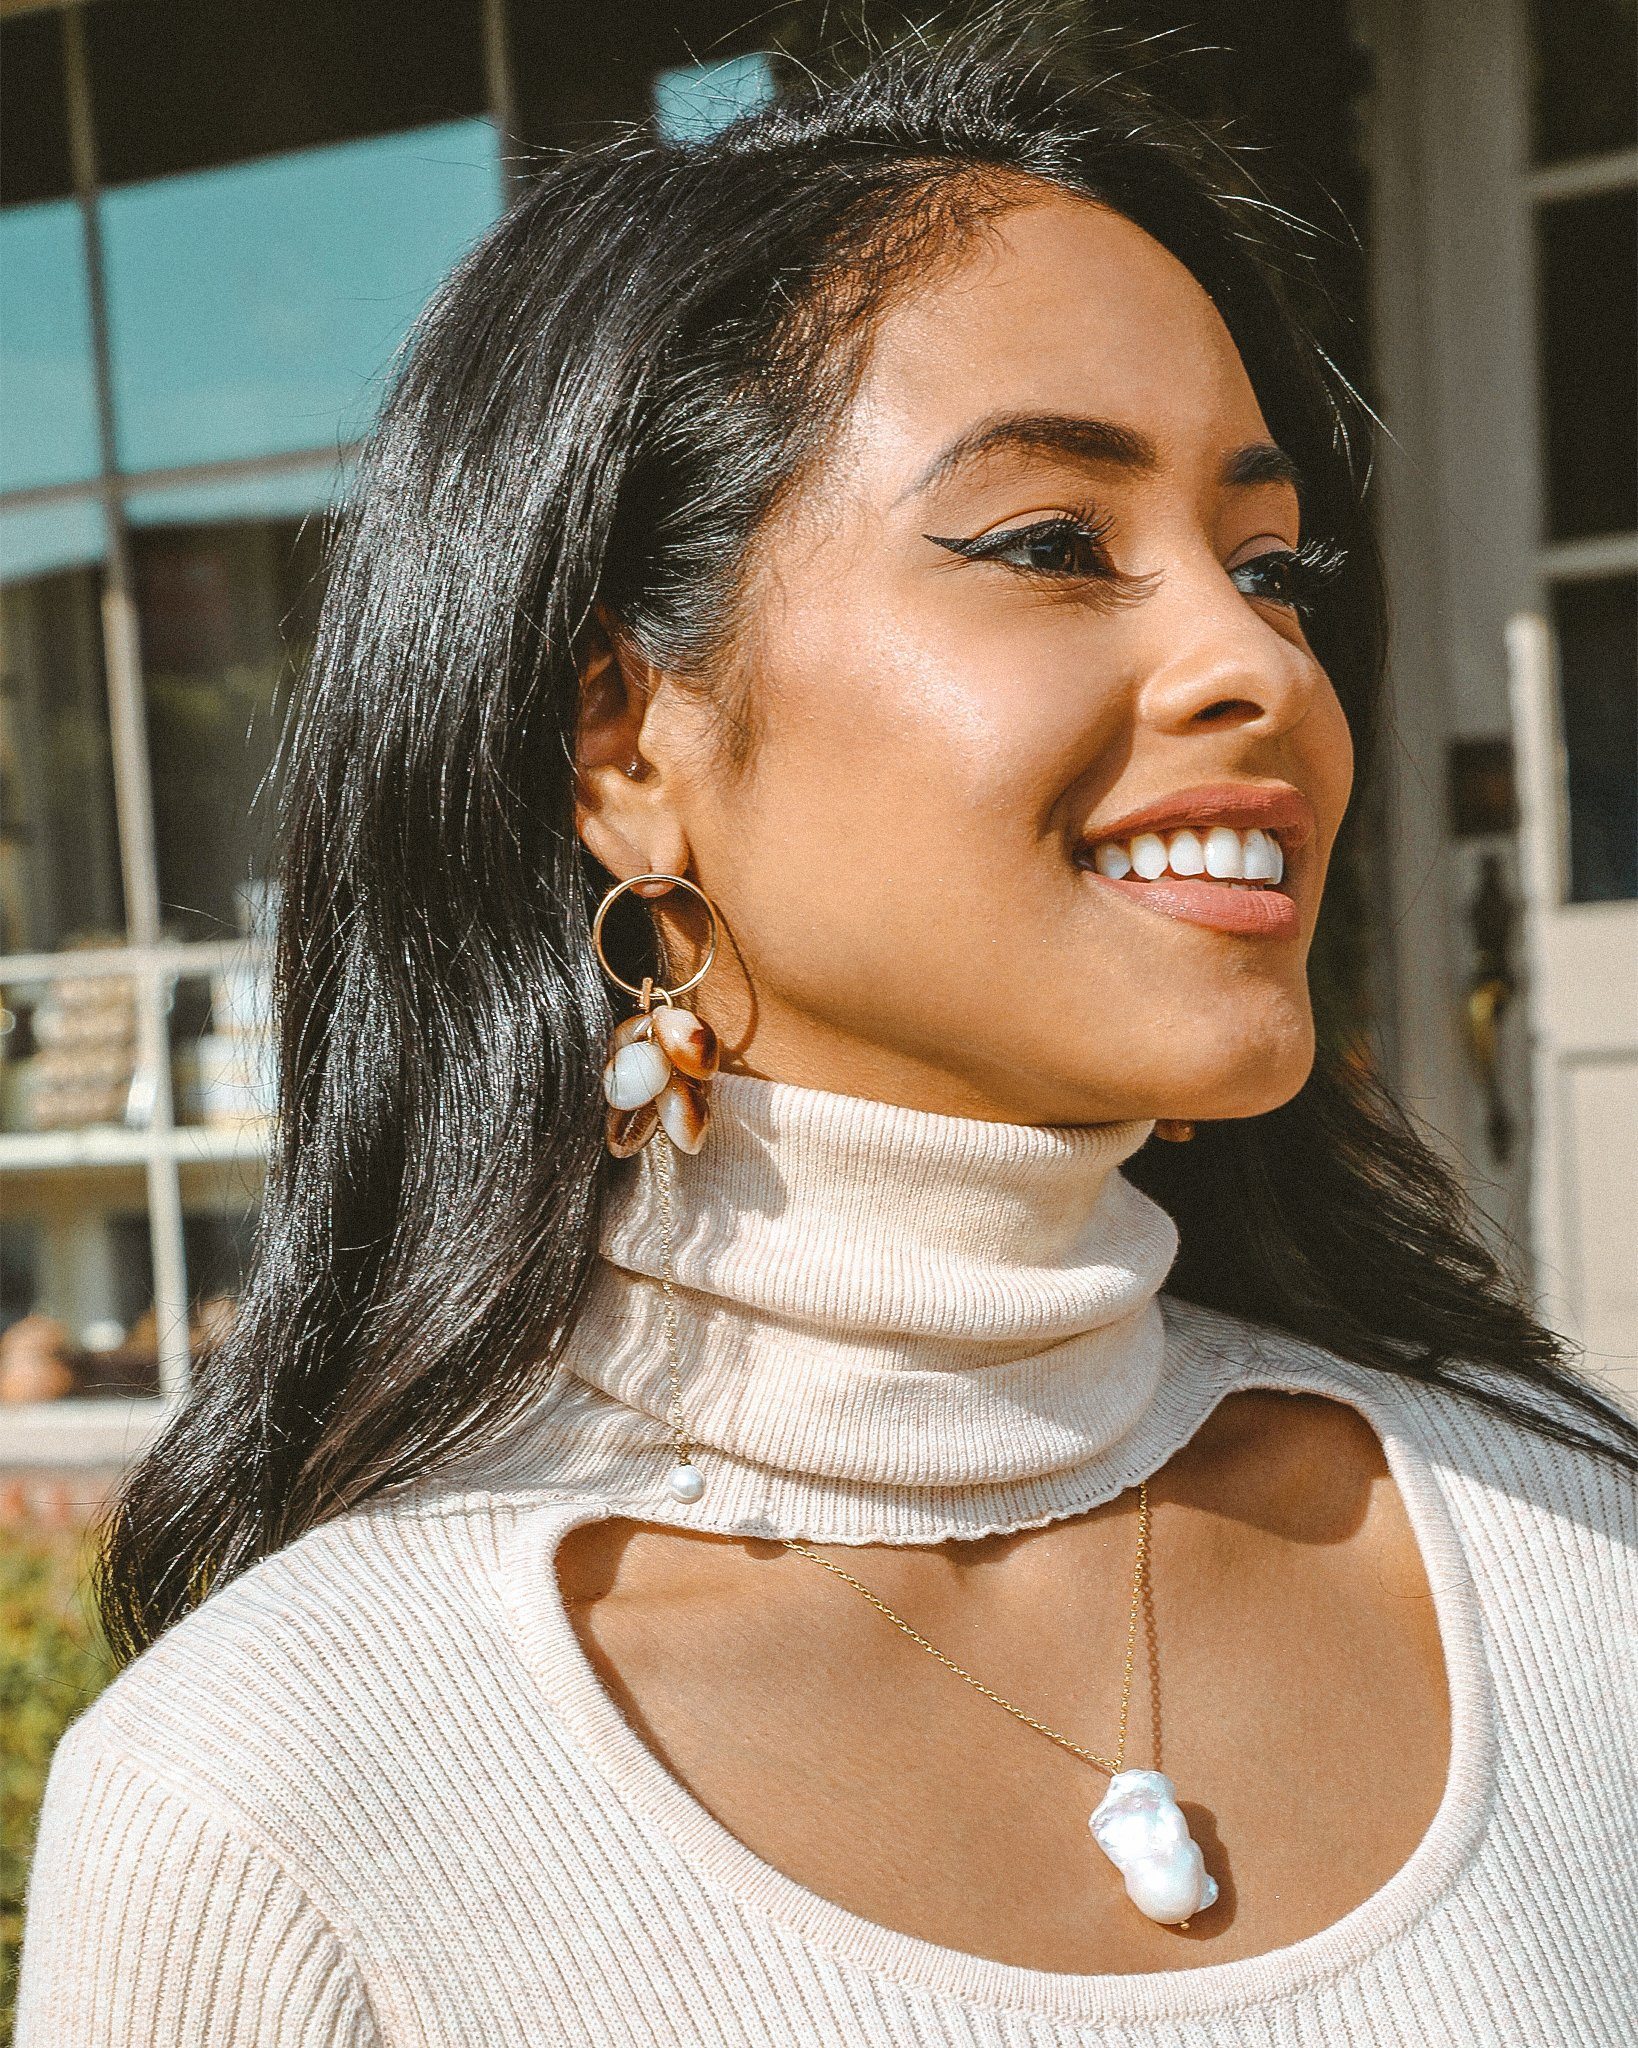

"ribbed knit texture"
[16,1073,1638,2045]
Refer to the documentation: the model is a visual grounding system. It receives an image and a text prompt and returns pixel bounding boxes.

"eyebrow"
[898,410,1307,508]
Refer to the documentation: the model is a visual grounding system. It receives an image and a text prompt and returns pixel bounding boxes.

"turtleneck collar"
[607,1072,1170,1349]
[439,1072,1246,1543]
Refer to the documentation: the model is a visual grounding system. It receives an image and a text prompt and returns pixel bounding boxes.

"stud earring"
[1154,1119,1196,1143]
[591,872,722,1159]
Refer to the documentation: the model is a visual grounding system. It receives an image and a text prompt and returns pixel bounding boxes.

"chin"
[1111,992,1317,1124]
[1169,1024,1316,1123]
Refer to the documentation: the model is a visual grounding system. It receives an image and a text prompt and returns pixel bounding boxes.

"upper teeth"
[1088,825,1284,886]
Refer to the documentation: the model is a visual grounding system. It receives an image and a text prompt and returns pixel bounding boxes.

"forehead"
[839,190,1272,487]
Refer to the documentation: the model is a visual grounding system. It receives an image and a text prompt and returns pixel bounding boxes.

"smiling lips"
[1074,780,1314,937]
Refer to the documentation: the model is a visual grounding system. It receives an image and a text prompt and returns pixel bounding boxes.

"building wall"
[1360,0,1636,1393]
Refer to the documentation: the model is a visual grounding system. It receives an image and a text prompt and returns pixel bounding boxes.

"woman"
[19,20,1636,2046]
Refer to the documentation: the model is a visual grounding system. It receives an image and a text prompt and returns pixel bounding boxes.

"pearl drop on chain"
[1089,1769,1219,1923]
[667,1461,706,1503]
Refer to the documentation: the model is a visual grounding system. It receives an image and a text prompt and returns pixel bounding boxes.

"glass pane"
[88,0,486,186]
[0,1172,159,1401]
[171,961,276,1134]
[0,201,102,493]
[131,512,325,941]
[510,6,777,148]
[0,11,97,495]
[0,8,73,207]
[653,54,778,143]
[0,966,140,1136]
[1528,0,1637,165]
[1552,574,1637,903]
[0,495,107,583]
[0,515,125,957]
[1537,188,1638,542]
[99,121,501,473]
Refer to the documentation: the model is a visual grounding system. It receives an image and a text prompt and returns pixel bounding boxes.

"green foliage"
[0,1531,114,2044]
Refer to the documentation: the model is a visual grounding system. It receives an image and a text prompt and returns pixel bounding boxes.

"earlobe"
[575,756,690,886]
[572,615,692,884]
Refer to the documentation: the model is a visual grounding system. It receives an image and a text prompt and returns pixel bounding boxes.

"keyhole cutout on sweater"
[554,1389,1454,1977]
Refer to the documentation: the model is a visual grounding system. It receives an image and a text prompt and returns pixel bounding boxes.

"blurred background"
[0,1,1633,1512]
[0,3,1632,2019]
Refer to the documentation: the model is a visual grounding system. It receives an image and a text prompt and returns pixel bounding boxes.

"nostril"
[1195,698,1263,726]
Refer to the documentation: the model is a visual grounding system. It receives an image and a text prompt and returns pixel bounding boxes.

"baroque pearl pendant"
[1090,1769,1219,1925]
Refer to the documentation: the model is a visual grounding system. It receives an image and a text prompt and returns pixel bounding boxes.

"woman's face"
[583,190,1355,1125]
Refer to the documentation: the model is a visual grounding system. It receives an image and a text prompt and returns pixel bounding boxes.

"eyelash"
[924,508,1350,616]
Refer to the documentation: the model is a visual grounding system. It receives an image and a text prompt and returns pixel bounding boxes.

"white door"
[1508,614,1638,1409]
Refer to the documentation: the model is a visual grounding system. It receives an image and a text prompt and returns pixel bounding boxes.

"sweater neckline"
[497,1322,1496,2023]
[459,1070,1200,1540]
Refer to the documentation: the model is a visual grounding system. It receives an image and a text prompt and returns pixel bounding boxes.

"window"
[0,5,796,1434]
[1527,0,1636,166]
[0,0,503,1422]
[1551,574,1638,902]
[653,54,777,143]
[1527,5,1637,905]
[1536,188,1637,544]
[100,125,498,473]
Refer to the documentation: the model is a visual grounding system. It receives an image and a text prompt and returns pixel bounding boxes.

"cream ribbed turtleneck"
[456,1071,1232,1541]
[18,1072,1638,2046]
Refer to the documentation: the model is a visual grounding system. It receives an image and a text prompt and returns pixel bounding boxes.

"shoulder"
[23,1512,417,2043]
[20,1726,380,2048]
[1159,1290,1638,1558]
[58,1493,529,1833]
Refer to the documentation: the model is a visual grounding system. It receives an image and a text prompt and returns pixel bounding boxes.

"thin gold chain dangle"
[779,1507,1149,1780]
[646,1130,703,1501]
[591,872,723,1503]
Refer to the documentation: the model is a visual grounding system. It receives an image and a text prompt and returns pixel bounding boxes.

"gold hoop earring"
[591,872,722,1158]
[1154,1120,1197,1143]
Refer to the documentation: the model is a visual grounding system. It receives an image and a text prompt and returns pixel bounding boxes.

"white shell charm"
[603,1036,671,1110]
[601,1005,719,1158]
[1089,1769,1219,1925]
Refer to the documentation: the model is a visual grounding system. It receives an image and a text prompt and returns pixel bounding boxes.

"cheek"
[755,578,1122,835]
[739,591,1111,889]
[1301,683,1357,868]
[700,587,1129,1041]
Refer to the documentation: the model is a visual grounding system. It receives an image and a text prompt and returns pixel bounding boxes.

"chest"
[556,1399,1453,1975]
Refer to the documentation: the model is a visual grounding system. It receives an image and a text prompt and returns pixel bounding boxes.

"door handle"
[1463,849,1518,1166]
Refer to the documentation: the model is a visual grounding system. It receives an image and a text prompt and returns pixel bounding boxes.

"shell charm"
[1089,1770,1219,1925]
[601,1000,719,1158]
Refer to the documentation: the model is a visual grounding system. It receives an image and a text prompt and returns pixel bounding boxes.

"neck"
[450,1072,1239,1543]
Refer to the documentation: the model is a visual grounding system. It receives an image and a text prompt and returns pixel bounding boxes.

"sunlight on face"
[663,190,1356,1124]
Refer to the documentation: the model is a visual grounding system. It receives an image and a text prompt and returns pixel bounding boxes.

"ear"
[574,607,690,887]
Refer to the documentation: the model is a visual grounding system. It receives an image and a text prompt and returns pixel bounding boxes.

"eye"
[1230,537,1349,614]
[981,515,1115,577]
[923,504,1131,586]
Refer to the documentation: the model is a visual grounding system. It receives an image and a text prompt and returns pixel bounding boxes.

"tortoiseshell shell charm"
[601,999,719,1157]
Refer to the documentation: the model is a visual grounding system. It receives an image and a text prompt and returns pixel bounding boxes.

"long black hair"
[99,10,1638,1661]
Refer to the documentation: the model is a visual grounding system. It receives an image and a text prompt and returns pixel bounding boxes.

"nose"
[1132,558,1325,739]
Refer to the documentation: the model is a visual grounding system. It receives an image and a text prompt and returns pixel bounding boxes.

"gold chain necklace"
[778,1493,1146,1779]
[644,1127,1220,1928]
